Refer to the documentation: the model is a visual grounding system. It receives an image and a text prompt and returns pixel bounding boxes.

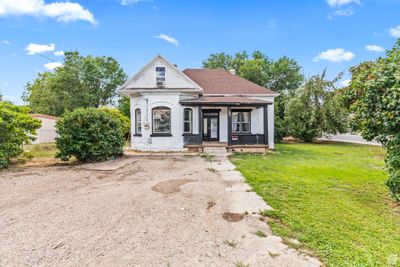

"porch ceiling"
[180,96,272,107]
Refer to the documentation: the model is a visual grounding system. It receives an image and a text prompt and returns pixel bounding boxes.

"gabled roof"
[119,54,202,94]
[183,69,277,95]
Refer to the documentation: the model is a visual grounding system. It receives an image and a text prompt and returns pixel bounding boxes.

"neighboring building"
[30,114,58,144]
[119,55,278,151]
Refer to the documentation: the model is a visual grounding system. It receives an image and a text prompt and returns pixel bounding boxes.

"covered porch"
[180,96,274,152]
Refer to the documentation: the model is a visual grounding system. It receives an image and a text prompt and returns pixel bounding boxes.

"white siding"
[248,96,276,149]
[31,117,57,144]
[131,94,185,151]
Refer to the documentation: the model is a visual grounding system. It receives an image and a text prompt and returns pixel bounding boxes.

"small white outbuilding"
[30,114,58,144]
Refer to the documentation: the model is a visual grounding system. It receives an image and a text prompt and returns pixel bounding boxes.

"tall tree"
[342,39,400,202]
[23,51,127,116]
[117,96,130,118]
[286,72,348,142]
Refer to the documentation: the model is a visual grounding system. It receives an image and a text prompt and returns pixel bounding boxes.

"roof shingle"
[183,68,276,95]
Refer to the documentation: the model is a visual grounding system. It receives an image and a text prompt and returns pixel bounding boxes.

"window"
[232,111,251,134]
[156,67,166,87]
[152,106,171,134]
[135,109,141,135]
[183,108,192,133]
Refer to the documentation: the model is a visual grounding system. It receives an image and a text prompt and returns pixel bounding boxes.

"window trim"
[134,108,142,136]
[155,66,166,88]
[151,106,171,136]
[183,108,193,134]
[232,110,251,134]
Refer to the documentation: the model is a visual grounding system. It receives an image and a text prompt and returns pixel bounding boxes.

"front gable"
[120,55,202,93]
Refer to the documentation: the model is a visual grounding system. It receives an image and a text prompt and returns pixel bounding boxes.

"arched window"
[152,106,171,135]
[135,108,141,135]
[183,108,192,134]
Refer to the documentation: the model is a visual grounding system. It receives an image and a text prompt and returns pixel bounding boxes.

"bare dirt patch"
[151,178,195,194]
[222,212,244,222]
[0,156,320,267]
[207,200,216,210]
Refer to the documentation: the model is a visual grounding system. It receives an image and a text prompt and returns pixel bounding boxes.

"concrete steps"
[203,146,228,155]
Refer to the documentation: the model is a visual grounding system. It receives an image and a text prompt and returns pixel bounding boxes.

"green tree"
[202,52,233,70]
[23,51,127,116]
[56,108,124,162]
[203,51,304,141]
[286,72,348,142]
[0,102,41,168]
[342,39,400,201]
[117,96,130,118]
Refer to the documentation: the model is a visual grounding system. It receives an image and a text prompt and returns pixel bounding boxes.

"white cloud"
[4,95,15,100]
[314,48,355,63]
[121,0,148,6]
[333,8,354,17]
[25,43,55,55]
[0,0,96,25]
[54,50,64,56]
[326,0,360,7]
[365,45,384,53]
[339,79,351,87]
[389,25,400,38]
[44,61,62,70]
[0,39,10,45]
[155,34,179,46]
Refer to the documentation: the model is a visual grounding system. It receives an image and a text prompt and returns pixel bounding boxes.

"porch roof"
[180,96,272,107]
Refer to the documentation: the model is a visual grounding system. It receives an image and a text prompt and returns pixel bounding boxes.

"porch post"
[227,106,232,146]
[198,106,203,144]
[263,105,269,145]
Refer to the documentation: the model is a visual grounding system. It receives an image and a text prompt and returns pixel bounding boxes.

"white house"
[29,114,58,144]
[119,55,278,152]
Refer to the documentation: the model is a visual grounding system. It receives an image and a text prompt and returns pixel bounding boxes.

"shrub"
[100,107,130,137]
[55,108,124,162]
[0,101,41,168]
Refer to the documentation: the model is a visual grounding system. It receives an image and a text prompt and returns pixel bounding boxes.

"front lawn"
[231,142,400,266]
[24,143,58,158]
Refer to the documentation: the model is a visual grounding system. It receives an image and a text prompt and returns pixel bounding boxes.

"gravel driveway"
[0,155,320,267]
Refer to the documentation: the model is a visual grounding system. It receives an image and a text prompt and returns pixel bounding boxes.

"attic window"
[156,67,166,87]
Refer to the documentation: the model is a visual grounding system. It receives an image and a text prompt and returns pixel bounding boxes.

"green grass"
[230,142,400,266]
[24,143,58,158]
[253,229,267,238]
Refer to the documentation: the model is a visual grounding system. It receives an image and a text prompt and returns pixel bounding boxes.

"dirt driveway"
[0,155,319,267]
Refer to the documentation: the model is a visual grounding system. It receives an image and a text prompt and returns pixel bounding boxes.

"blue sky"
[1,0,400,104]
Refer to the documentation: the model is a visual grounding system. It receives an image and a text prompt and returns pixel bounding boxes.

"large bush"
[56,108,124,162]
[100,107,130,137]
[342,39,400,202]
[0,101,41,168]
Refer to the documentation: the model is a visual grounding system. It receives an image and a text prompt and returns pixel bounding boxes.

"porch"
[180,96,274,152]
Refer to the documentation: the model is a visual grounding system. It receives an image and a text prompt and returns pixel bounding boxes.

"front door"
[203,112,219,141]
